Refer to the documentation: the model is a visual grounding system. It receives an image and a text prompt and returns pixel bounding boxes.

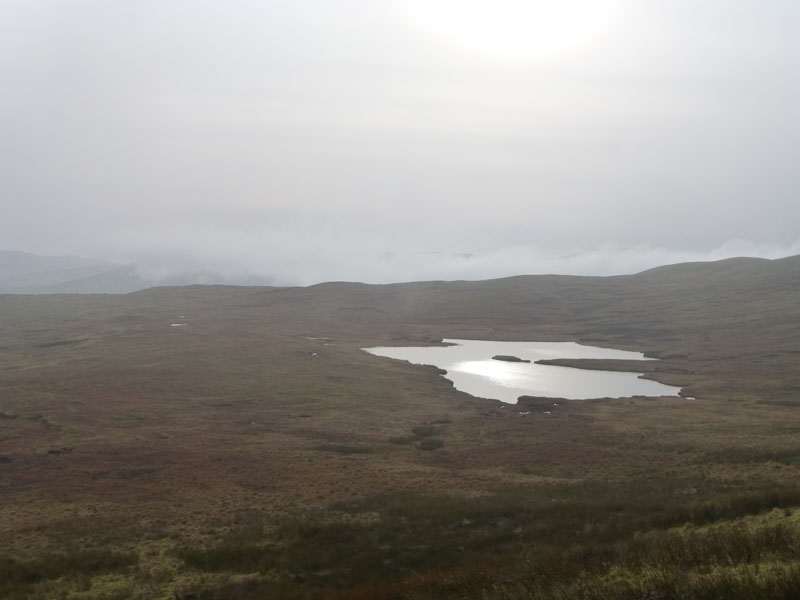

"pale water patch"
[363,338,681,403]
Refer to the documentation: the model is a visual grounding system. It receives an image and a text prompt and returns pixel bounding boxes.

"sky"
[2,0,799,285]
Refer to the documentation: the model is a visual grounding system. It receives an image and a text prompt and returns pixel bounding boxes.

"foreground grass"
[8,480,799,599]
[171,483,800,599]
[0,550,137,599]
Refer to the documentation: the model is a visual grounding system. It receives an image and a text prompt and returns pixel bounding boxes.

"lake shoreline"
[365,338,682,403]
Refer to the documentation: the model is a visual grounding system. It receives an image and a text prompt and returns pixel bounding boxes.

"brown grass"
[1,256,800,598]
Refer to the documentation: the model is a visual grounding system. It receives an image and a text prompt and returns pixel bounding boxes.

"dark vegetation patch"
[492,354,530,363]
[756,398,800,406]
[312,443,375,455]
[389,423,446,449]
[87,467,159,480]
[173,482,800,599]
[517,396,565,410]
[32,337,88,348]
[410,425,438,438]
[0,550,137,598]
[388,435,414,445]
[706,447,800,466]
[417,438,444,451]
[535,357,684,373]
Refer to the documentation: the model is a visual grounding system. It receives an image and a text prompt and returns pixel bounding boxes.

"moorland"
[2,255,800,599]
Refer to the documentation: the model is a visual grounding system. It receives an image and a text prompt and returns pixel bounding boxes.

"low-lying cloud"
[2,1,799,286]
[111,223,800,286]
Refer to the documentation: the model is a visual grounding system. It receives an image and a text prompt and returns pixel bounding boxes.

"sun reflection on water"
[364,339,682,402]
[454,360,533,388]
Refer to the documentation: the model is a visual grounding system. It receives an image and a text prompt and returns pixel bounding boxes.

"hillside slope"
[1,254,799,599]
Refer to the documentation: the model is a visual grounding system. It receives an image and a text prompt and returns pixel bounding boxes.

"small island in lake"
[492,354,531,363]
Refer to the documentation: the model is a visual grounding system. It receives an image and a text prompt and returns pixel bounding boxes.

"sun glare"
[405,0,620,58]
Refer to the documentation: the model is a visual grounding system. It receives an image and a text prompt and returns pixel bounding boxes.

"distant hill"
[14,249,795,406]
[0,250,276,294]
[0,250,146,294]
[3,249,798,298]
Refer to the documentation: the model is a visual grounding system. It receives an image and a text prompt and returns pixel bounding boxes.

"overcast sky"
[2,1,799,284]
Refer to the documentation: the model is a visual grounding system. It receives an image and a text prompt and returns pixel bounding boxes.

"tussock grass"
[172,482,800,598]
[0,550,137,599]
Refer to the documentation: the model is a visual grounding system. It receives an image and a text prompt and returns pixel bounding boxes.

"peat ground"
[1,256,800,598]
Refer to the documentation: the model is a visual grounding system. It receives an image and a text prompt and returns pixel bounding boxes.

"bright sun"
[404,0,621,57]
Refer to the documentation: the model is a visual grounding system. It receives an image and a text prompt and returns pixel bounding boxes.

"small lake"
[364,339,681,403]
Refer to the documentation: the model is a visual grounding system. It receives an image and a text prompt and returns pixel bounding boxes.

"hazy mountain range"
[3,249,799,297]
[0,250,275,294]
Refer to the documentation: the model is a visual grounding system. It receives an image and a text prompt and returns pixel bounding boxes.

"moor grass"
[1,256,800,598]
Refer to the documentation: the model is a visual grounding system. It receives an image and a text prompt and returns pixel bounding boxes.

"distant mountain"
[4,249,798,296]
[0,250,276,294]
[0,250,145,294]
[35,264,151,294]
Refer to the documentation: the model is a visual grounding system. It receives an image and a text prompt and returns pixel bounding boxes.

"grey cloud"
[2,1,799,284]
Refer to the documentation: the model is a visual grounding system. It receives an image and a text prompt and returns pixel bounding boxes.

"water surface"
[364,339,680,403]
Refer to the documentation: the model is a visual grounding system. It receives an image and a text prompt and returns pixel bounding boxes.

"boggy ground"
[1,256,800,599]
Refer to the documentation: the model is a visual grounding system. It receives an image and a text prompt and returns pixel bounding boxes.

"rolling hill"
[1,254,799,599]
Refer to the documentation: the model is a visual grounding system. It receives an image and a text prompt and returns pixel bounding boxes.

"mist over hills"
[3,249,799,298]
[0,250,275,294]
[0,250,122,293]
